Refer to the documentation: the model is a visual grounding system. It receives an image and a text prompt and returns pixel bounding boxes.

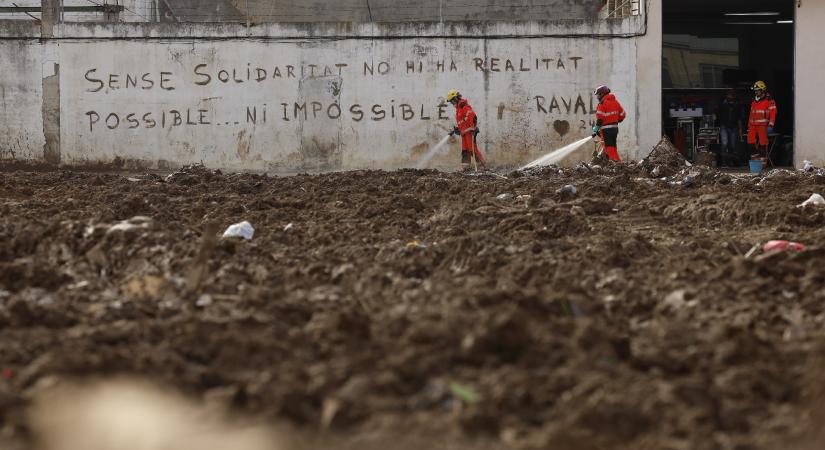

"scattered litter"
[1,368,13,379]
[107,216,153,234]
[320,398,341,430]
[405,240,427,250]
[803,160,814,172]
[663,289,687,310]
[496,193,513,200]
[798,194,825,208]
[331,263,354,280]
[222,221,255,240]
[67,280,90,290]
[196,294,213,307]
[165,163,220,184]
[560,184,577,194]
[763,240,806,253]
[283,223,294,231]
[448,381,480,404]
[516,194,532,201]
[744,244,760,259]
[126,177,142,182]
[123,275,167,299]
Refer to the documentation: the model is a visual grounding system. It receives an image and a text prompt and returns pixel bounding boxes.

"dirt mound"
[641,135,688,177]
[2,166,825,450]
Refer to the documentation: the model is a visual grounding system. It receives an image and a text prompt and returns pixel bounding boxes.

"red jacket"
[749,94,777,128]
[455,98,477,136]
[595,93,626,127]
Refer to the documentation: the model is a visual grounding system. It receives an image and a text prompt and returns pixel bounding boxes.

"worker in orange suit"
[446,89,486,170]
[747,80,777,165]
[592,85,626,162]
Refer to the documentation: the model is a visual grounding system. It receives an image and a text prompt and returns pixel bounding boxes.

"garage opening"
[663,0,795,167]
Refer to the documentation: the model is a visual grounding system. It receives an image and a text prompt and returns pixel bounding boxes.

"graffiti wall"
[0,17,658,171]
[61,38,634,171]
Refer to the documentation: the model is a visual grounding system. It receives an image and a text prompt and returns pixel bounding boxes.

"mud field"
[4,154,825,449]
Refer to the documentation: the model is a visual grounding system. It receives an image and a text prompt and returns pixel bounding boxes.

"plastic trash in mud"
[283,223,294,231]
[763,240,806,253]
[405,240,427,250]
[448,382,480,404]
[195,294,213,307]
[222,221,255,240]
[798,194,825,208]
[496,193,513,200]
[803,160,815,172]
[560,185,577,195]
[107,216,153,234]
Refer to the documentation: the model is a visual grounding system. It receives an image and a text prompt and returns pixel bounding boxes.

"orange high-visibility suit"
[454,98,486,168]
[748,94,777,150]
[595,93,627,162]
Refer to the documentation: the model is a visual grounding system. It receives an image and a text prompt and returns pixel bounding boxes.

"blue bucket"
[749,159,763,174]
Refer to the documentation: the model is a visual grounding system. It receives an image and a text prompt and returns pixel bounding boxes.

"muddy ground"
[3,159,825,450]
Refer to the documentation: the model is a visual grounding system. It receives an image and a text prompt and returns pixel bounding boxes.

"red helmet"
[594,85,611,97]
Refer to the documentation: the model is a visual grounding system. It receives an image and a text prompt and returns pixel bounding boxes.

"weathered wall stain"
[236,129,251,160]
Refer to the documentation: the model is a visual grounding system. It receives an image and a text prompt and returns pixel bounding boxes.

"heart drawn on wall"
[553,120,570,136]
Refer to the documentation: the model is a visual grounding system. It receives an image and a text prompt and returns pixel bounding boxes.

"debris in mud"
[222,221,255,240]
[165,163,222,185]
[448,382,480,405]
[798,193,825,208]
[763,240,806,253]
[641,135,688,178]
[107,216,153,234]
[803,160,814,172]
[694,150,716,168]
[405,240,427,250]
[560,184,577,195]
[196,294,213,307]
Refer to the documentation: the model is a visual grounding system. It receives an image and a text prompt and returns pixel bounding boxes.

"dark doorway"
[663,0,795,167]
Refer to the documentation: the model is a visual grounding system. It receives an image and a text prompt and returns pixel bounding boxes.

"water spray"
[416,133,452,169]
[520,136,594,171]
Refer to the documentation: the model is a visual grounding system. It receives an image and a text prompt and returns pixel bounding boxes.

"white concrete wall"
[795,0,823,167]
[0,17,653,171]
[635,0,661,159]
[0,36,45,161]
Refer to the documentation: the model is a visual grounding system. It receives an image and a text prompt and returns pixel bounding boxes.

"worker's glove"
[592,125,600,136]
[451,126,460,136]
[767,126,775,134]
